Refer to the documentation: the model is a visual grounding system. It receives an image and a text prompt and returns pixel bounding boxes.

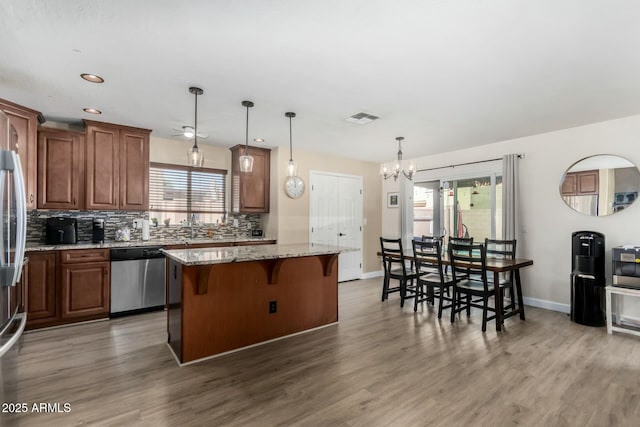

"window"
[149,162,226,226]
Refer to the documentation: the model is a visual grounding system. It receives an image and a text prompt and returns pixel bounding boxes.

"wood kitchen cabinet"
[230,145,271,213]
[84,120,150,210]
[60,249,110,319]
[0,97,44,209]
[26,249,110,329]
[25,252,57,329]
[37,128,84,209]
[562,170,599,196]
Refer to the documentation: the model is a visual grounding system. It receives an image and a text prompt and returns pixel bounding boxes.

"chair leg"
[381,274,389,301]
[438,287,444,319]
[400,279,406,308]
[466,294,471,316]
[413,282,420,312]
[481,296,488,332]
[450,288,457,323]
[508,284,516,310]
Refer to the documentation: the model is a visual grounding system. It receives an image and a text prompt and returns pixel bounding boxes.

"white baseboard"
[614,314,640,328]
[523,297,570,314]
[360,270,384,280]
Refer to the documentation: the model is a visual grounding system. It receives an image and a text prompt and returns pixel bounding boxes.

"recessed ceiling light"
[254,138,264,143]
[81,73,104,83]
[83,108,102,114]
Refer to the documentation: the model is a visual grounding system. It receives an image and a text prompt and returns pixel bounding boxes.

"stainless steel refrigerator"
[0,111,28,405]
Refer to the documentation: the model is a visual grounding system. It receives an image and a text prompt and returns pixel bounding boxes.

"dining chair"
[446,236,474,276]
[379,237,419,307]
[449,242,508,332]
[412,239,454,317]
[485,238,517,311]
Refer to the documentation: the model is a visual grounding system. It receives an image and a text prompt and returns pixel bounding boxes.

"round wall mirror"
[560,154,640,216]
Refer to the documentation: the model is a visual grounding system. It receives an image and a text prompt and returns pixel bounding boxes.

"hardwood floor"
[3,278,639,426]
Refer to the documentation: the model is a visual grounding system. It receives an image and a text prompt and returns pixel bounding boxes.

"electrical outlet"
[233,219,239,227]
[269,300,277,314]
[132,219,140,229]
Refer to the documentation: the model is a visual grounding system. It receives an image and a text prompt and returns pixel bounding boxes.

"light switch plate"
[233,219,239,227]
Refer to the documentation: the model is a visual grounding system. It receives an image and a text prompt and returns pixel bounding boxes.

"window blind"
[149,163,226,214]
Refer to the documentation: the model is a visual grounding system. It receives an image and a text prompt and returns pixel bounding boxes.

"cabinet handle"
[30,194,34,203]
[73,197,76,205]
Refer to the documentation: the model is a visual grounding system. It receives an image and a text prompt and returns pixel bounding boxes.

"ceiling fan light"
[239,154,254,173]
[183,127,195,138]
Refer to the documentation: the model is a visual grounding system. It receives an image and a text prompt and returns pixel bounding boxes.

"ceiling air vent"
[346,112,379,125]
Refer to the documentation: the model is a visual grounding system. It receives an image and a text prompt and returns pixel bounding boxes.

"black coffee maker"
[92,218,105,243]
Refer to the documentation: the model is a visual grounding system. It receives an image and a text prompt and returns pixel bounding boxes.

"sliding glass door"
[413,174,502,243]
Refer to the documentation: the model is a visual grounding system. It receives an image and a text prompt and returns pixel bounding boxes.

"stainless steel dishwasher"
[110,246,166,316]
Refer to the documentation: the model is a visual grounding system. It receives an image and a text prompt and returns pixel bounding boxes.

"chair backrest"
[448,242,488,290]
[449,236,473,246]
[380,237,408,276]
[484,238,516,260]
[412,239,445,280]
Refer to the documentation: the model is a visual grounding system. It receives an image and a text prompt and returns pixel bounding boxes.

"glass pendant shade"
[240,100,255,173]
[239,153,254,173]
[287,159,297,177]
[188,145,204,167]
[186,86,204,168]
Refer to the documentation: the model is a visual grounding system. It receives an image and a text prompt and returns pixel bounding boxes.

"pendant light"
[187,87,204,167]
[285,112,297,176]
[239,100,255,173]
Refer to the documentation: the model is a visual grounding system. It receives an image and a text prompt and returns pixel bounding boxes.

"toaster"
[45,217,78,245]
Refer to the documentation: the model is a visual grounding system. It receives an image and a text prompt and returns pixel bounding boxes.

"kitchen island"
[162,243,343,364]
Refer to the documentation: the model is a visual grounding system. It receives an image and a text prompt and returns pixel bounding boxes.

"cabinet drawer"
[60,249,110,264]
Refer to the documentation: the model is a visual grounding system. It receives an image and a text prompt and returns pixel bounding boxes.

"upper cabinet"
[229,145,271,213]
[37,128,84,209]
[561,170,599,196]
[0,98,44,209]
[84,120,150,210]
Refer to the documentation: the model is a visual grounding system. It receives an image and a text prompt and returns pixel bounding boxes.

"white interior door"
[310,172,363,282]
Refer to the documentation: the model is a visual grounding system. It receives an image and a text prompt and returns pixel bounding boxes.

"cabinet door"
[577,170,599,195]
[561,173,576,195]
[0,98,40,209]
[60,262,110,318]
[119,129,150,210]
[85,123,119,209]
[37,129,84,209]
[25,252,57,322]
[230,145,271,213]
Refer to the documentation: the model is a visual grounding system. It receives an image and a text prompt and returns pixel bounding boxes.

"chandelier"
[380,136,416,181]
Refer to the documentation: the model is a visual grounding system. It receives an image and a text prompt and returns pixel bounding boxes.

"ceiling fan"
[171,125,208,139]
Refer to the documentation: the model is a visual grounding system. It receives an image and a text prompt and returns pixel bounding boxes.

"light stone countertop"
[162,243,349,266]
[25,237,275,252]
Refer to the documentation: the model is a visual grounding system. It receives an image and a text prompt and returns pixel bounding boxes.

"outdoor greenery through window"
[149,162,226,226]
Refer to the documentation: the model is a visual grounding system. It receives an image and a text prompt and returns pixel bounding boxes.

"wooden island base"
[167,254,339,364]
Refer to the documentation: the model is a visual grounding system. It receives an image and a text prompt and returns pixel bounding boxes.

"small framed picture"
[387,192,399,208]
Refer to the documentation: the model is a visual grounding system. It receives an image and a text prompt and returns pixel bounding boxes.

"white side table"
[606,285,640,337]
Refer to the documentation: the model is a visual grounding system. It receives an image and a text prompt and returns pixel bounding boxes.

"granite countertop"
[162,243,348,266]
[25,237,275,252]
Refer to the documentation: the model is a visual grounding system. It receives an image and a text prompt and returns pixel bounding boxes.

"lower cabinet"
[26,249,110,330]
[25,252,57,328]
[60,261,110,319]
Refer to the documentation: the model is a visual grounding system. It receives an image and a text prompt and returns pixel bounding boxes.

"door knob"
[338,233,346,237]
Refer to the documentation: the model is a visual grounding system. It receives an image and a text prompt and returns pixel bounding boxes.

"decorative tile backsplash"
[26,210,262,244]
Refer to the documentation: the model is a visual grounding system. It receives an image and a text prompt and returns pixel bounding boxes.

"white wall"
[394,114,640,316]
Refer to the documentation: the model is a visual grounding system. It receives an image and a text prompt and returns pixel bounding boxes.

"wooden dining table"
[378,251,534,331]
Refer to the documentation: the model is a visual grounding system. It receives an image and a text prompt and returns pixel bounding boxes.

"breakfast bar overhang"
[162,243,343,364]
